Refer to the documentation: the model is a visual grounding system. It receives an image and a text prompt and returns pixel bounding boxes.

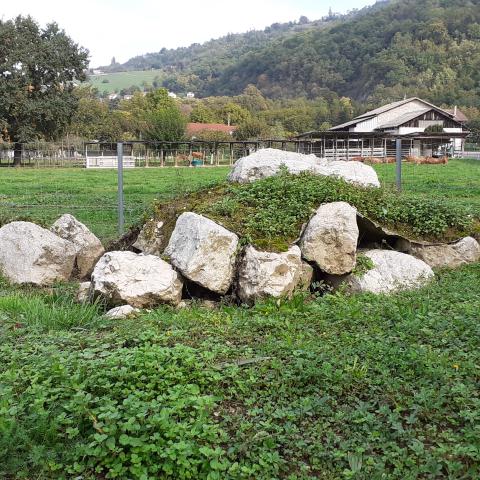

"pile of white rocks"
[0,149,478,316]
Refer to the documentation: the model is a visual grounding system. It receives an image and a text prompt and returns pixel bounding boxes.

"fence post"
[396,138,402,191]
[117,142,125,235]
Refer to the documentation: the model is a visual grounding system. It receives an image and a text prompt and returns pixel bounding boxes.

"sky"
[1,0,377,67]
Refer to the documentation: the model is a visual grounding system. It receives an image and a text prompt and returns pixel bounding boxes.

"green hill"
[88,69,165,94]
[96,0,480,108]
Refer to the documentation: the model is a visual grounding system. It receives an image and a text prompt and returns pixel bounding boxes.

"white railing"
[463,151,480,160]
[86,155,136,168]
[324,147,385,160]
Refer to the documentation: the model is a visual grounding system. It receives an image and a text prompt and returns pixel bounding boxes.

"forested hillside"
[104,0,480,108]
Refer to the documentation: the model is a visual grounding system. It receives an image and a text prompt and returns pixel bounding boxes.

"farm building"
[186,123,237,139]
[296,98,469,160]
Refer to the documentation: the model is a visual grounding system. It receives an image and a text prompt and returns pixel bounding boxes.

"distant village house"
[186,123,237,139]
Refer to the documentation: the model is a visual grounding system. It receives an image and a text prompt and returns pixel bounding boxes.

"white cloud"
[1,0,374,66]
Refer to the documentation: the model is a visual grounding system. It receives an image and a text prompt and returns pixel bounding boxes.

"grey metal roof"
[355,98,415,119]
[377,108,431,129]
[329,115,375,131]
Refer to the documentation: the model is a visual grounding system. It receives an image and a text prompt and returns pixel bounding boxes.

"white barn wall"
[351,99,429,132]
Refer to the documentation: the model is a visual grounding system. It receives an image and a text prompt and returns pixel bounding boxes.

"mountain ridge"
[96,0,480,107]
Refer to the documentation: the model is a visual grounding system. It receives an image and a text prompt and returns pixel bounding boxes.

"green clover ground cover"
[181,169,479,250]
[1,264,480,479]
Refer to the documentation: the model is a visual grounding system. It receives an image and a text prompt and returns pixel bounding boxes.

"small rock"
[298,262,314,289]
[133,221,165,256]
[165,212,239,294]
[91,251,183,308]
[299,202,359,275]
[51,214,104,278]
[346,249,434,294]
[410,236,480,269]
[237,245,307,303]
[177,300,192,309]
[410,243,464,269]
[0,221,76,286]
[105,305,141,319]
[77,281,92,303]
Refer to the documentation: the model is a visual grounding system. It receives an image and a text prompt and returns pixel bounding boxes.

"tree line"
[1,13,480,165]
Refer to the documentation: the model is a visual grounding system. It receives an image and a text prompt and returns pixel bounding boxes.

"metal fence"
[1,140,479,243]
[0,140,306,168]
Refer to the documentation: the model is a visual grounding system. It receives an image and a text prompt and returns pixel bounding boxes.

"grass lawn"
[0,167,230,242]
[86,69,165,94]
[374,158,480,211]
[0,159,480,478]
[1,265,479,479]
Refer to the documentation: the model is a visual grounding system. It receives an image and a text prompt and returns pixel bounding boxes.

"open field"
[0,167,229,242]
[1,159,480,478]
[0,159,479,242]
[86,69,165,94]
[374,158,480,210]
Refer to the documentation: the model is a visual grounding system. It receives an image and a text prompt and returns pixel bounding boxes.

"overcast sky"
[1,0,377,67]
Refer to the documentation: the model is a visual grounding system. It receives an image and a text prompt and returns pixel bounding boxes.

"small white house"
[186,92,195,99]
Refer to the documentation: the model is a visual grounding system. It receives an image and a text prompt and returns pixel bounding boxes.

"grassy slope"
[87,69,165,94]
[0,265,479,478]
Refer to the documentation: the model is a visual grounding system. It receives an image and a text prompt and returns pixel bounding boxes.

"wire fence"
[0,140,479,243]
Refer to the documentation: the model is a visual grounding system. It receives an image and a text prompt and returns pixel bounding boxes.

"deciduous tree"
[0,16,88,165]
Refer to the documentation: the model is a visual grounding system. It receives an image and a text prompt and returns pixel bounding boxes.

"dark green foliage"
[352,253,375,277]
[201,170,477,249]
[0,16,89,147]
[99,1,480,108]
[142,88,186,142]
[1,263,480,478]
[424,124,444,133]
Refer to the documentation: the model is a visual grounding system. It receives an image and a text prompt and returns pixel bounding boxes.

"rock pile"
[0,149,478,313]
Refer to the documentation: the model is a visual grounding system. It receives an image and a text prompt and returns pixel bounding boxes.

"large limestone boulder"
[299,202,359,275]
[410,236,480,269]
[0,221,76,286]
[227,148,380,188]
[410,243,463,269]
[316,161,380,188]
[237,245,308,303]
[91,251,183,307]
[165,212,239,294]
[133,221,165,256]
[51,214,104,278]
[227,148,324,183]
[346,250,434,294]
[451,236,480,263]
